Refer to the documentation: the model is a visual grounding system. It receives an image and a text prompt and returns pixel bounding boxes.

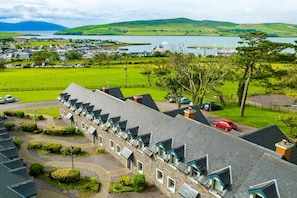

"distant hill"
[55,18,297,37]
[0,21,67,31]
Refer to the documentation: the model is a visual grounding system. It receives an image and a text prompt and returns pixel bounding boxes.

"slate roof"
[0,119,37,198]
[100,87,124,99]
[164,105,209,125]
[60,83,297,198]
[240,125,297,165]
[126,94,159,111]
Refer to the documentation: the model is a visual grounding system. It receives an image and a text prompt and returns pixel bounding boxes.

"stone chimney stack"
[133,94,143,104]
[102,87,110,94]
[275,139,295,161]
[184,106,196,120]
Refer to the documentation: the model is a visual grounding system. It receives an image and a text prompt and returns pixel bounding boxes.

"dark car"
[203,102,222,111]
[180,97,192,104]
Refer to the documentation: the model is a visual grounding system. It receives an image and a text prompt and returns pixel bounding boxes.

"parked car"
[5,94,15,103]
[213,120,237,131]
[202,102,222,111]
[180,97,192,104]
[0,97,5,104]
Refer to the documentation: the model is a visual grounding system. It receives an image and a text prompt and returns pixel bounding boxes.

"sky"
[1,0,297,28]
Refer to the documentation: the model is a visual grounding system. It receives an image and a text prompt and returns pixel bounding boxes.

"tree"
[140,65,153,87]
[32,51,59,66]
[235,32,290,116]
[277,114,297,138]
[0,58,5,72]
[169,52,231,108]
[65,50,82,60]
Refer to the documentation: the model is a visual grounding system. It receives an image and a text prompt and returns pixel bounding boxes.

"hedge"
[19,122,38,132]
[42,142,62,154]
[27,142,43,150]
[4,123,15,131]
[51,168,80,183]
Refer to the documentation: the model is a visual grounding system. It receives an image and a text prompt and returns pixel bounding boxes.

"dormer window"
[137,140,143,149]
[157,146,164,156]
[208,166,232,196]
[169,153,177,164]
[189,165,199,177]
[248,179,280,198]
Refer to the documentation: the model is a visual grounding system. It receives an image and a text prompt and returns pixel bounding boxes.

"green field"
[0,66,296,137]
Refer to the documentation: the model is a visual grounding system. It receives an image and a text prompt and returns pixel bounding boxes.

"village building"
[58,83,297,198]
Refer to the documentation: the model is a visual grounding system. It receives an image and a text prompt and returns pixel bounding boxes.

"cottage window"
[116,145,121,154]
[169,153,176,164]
[157,146,164,156]
[156,169,164,184]
[189,165,199,177]
[212,178,223,192]
[137,161,143,173]
[99,136,103,146]
[110,140,114,150]
[81,123,85,130]
[75,121,78,127]
[137,140,143,149]
[167,177,175,192]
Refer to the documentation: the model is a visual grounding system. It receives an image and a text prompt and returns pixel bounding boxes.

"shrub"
[95,147,106,154]
[4,110,16,117]
[43,126,65,136]
[50,168,80,183]
[64,146,82,155]
[110,182,134,194]
[33,128,43,134]
[36,114,45,120]
[81,176,100,192]
[4,123,15,131]
[13,137,21,148]
[42,142,62,154]
[15,111,25,118]
[27,142,43,150]
[65,126,76,135]
[19,122,38,132]
[132,174,146,192]
[120,176,131,186]
[29,163,44,177]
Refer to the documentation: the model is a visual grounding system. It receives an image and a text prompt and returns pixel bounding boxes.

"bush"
[42,142,62,154]
[27,142,43,150]
[4,123,15,131]
[110,182,134,194]
[120,176,131,186]
[51,168,80,183]
[81,176,100,192]
[15,111,25,118]
[43,126,65,136]
[36,114,45,121]
[19,122,38,132]
[4,110,16,117]
[132,174,146,192]
[64,146,82,155]
[13,137,21,148]
[29,163,44,177]
[65,126,76,135]
[95,147,106,154]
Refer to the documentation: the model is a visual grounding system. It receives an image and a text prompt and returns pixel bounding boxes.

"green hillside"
[55,18,297,37]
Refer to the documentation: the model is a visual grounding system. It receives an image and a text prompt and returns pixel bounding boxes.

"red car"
[213,120,237,131]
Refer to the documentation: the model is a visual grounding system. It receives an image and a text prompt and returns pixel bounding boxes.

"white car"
[0,97,5,104]
[5,95,15,103]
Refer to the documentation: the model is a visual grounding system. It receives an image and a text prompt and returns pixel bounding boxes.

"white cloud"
[1,0,297,27]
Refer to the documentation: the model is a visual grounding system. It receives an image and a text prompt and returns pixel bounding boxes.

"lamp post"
[70,146,74,169]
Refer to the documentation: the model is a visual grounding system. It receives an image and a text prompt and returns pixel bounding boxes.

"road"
[0,100,257,134]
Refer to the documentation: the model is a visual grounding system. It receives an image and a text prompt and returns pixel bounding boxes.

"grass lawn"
[0,65,296,137]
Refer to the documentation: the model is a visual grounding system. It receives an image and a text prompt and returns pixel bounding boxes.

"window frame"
[98,136,103,146]
[167,177,175,192]
[109,139,114,150]
[137,160,144,173]
[156,169,164,184]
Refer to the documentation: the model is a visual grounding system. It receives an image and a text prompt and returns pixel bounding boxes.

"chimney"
[184,106,196,120]
[133,94,143,104]
[102,87,110,94]
[275,139,295,161]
